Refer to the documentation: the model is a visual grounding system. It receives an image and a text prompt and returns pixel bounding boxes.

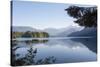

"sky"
[12,1,95,29]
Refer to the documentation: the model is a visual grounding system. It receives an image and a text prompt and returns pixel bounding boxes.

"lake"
[11,37,97,65]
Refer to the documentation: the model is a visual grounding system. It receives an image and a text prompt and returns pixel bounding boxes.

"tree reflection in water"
[11,39,56,66]
[25,39,48,44]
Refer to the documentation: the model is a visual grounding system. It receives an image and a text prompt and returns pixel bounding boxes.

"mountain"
[43,28,61,36]
[68,27,97,37]
[56,26,83,37]
[12,26,37,32]
[12,26,96,37]
[44,26,83,37]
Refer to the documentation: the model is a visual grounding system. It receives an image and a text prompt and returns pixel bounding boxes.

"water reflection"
[70,37,97,53]
[11,38,97,66]
[11,39,56,66]
[25,39,48,44]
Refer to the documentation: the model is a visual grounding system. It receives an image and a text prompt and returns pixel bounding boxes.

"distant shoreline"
[12,37,94,41]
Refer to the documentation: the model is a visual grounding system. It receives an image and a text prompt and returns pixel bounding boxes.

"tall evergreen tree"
[65,6,97,27]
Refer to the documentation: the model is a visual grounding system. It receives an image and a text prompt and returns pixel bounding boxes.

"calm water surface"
[12,37,97,64]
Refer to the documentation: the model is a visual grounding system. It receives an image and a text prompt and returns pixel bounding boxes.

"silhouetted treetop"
[65,6,97,27]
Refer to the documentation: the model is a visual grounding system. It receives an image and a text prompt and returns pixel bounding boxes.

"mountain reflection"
[11,38,97,66]
[70,37,97,53]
